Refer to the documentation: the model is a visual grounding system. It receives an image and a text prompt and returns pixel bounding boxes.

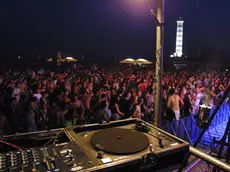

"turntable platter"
[90,128,149,155]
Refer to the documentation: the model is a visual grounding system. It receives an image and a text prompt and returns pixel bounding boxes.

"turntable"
[65,119,189,171]
[91,128,149,155]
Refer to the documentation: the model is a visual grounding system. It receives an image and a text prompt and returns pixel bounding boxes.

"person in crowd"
[56,103,69,127]
[167,88,184,120]
[132,97,143,119]
[27,97,39,132]
[120,91,132,119]
[69,95,85,123]
[9,97,21,132]
[111,95,124,120]
[12,82,21,102]
[183,89,193,117]
[38,92,49,130]
[97,100,111,122]
[33,89,42,103]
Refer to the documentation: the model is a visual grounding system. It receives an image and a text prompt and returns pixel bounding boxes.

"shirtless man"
[167,89,184,120]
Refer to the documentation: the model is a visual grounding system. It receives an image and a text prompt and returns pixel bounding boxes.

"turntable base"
[90,128,149,155]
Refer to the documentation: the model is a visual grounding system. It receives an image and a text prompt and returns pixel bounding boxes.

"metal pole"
[154,0,164,127]
[189,146,230,172]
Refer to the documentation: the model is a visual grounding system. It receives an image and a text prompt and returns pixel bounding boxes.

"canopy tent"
[47,57,77,63]
[135,58,153,65]
[119,58,136,64]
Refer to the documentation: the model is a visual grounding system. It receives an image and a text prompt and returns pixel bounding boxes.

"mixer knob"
[31,163,37,172]
[52,148,57,156]
[31,149,37,155]
[97,151,104,159]
[70,156,74,162]
[68,155,75,167]
[0,156,5,162]
[68,161,74,167]
[50,157,55,163]
[33,156,39,162]
[20,165,24,172]
[1,158,6,163]
[0,164,6,171]
[158,139,164,148]
[149,144,153,152]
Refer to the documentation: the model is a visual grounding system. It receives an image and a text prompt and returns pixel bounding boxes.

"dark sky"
[1,0,230,61]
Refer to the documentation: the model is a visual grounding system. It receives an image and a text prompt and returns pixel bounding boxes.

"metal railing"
[162,102,230,146]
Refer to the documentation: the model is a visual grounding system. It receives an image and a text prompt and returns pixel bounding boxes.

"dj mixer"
[0,142,94,172]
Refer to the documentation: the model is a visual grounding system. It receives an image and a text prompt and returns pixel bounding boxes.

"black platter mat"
[90,128,149,155]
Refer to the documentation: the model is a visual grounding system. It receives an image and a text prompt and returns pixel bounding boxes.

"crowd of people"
[0,63,229,134]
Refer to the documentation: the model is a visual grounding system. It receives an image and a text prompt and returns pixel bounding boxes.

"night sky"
[1,0,230,62]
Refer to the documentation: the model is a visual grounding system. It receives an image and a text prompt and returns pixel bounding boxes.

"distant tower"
[171,18,184,58]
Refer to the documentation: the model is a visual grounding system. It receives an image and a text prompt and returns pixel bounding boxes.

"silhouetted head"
[169,88,175,95]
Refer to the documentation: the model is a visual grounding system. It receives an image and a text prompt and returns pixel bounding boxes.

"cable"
[147,3,152,11]
[0,140,22,151]
[43,125,80,146]
[52,128,67,145]
[155,45,163,82]
[53,125,81,144]
[148,2,161,25]
[43,129,63,147]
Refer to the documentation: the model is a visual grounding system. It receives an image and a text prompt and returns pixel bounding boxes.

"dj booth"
[0,119,189,172]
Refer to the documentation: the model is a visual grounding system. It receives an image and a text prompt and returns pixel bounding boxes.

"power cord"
[0,140,22,151]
